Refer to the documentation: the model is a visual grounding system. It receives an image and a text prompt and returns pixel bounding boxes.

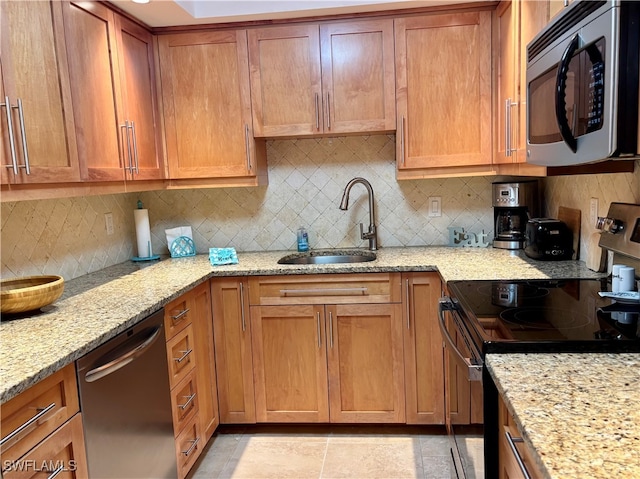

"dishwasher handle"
[438,297,483,382]
[84,325,163,383]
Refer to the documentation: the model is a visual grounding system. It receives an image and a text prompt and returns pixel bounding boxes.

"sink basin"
[277,250,376,265]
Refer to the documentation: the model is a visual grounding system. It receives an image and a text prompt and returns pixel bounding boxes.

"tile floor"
[187,425,484,479]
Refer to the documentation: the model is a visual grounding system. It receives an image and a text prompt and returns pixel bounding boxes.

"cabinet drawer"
[2,414,88,479]
[248,273,402,305]
[499,396,542,479]
[164,295,193,340]
[1,364,79,465]
[170,371,199,436]
[175,415,203,479]
[166,324,197,388]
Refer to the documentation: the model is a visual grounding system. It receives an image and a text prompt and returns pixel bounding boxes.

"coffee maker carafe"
[492,181,538,249]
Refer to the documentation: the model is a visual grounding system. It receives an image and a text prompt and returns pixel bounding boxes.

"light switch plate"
[428,197,442,217]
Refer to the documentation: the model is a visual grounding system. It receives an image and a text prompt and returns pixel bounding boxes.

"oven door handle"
[438,297,483,382]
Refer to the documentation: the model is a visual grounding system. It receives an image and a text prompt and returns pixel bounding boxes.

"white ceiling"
[110,0,481,27]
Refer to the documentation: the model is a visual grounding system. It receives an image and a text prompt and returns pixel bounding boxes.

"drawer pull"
[0,402,56,451]
[505,431,531,479]
[46,465,65,479]
[280,287,368,296]
[182,437,200,456]
[175,349,193,363]
[316,312,322,348]
[171,308,190,321]
[178,393,196,410]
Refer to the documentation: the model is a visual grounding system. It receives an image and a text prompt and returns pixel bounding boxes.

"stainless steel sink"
[277,250,376,265]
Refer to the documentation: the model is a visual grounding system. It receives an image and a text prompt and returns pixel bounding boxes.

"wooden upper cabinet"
[62,1,163,182]
[114,15,164,180]
[0,1,80,184]
[158,30,266,182]
[248,19,395,137]
[495,0,550,167]
[395,11,492,175]
[63,1,123,182]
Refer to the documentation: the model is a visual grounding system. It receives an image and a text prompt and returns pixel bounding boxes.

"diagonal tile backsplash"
[139,136,495,254]
[2,134,638,282]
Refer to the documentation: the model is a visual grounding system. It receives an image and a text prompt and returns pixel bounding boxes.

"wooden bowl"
[1,275,65,314]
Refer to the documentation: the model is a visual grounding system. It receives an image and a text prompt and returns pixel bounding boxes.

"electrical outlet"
[428,197,442,217]
[589,198,599,228]
[105,213,114,236]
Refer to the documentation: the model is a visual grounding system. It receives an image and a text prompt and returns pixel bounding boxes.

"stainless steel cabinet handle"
[326,92,331,129]
[505,98,517,156]
[121,121,134,173]
[46,465,65,479]
[2,96,19,175]
[178,392,196,410]
[400,116,406,166]
[171,308,190,322]
[244,124,252,171]
[0,402,56,452]
[182,437,200,456]
[505,431,531,479]
[314,93,320,130]
[329,311,334,349]
[316,312,322,348]
[239,281,246,332]
[130,121,140,174]
[175,348,193,363]
[15,99,30,174]
[405,279,411,330]
[280,288,367,296]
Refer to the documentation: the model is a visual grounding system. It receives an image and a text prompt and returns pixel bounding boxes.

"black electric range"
[446,277,640,356]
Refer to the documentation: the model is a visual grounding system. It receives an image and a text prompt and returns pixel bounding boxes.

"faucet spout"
[339,177,378,251]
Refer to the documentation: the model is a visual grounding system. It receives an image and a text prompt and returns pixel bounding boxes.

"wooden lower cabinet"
[211,277,256,423]
[164,281,218,479]
[251,304,329,422]
[403,273,445,425]
[327,303,405,423]
[1,363,87,479]
[498,394,542,479]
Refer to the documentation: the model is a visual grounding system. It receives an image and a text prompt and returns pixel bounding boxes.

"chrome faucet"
[339,177,378,251]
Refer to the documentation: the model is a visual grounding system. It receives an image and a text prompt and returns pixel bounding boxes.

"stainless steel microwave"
[526,1,639,166]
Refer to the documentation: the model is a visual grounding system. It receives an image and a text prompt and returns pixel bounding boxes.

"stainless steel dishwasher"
[76,309,177,478]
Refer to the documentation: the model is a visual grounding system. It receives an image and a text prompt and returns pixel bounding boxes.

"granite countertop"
[486,353,640,479]
[0,246,602,403]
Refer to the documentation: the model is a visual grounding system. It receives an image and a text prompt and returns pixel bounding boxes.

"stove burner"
[499,307,592,330]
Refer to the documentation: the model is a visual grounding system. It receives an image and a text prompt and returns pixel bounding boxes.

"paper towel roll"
[134,208,152,258]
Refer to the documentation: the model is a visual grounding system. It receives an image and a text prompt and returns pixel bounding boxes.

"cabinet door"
[2,414,88,479]
[158,30,260,179]
[251,305,330,422]
[248,25,322,137]
[190,281,219,441]
[320,19,395,134]
[495,1,519,165]
[326,303,405,423]
[0,1,80,184]
[403,273,445,425]
[211,278,256,423]
[114,15,164,180]
[63,1,124,182]
[395,12,492,172]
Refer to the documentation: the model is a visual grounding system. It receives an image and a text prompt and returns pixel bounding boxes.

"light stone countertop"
[486,353,640,479]
[0,246,602,403]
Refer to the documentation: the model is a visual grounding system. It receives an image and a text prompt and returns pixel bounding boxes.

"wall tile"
[2,134,637,282]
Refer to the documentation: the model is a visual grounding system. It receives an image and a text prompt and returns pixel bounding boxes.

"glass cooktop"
[447,278,640,353]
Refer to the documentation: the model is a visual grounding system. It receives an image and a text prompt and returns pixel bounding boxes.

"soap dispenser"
[297,227,309,252]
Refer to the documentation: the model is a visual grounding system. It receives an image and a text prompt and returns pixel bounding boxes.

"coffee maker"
[492,181,539,249]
